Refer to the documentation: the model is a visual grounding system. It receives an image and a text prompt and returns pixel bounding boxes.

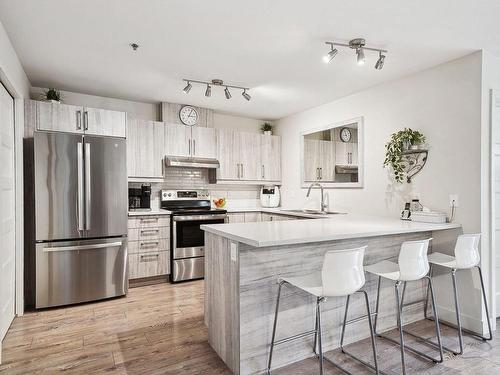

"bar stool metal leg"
[267,281,285,374]
[451,269,464,354]
[477,266,493,341]
[376,278,444,367]
[316,297,324,375]
[394,281,407,375]
[338,291,382,374]
[373,276,381,334]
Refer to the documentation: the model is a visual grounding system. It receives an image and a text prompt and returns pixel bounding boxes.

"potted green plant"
[260,122,273,135]
[383,128,426,183]
[42,88,62,103]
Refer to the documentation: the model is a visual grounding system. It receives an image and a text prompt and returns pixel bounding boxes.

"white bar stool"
[364,239,443,375]
[267,246,380,375]
[424,233,492,355]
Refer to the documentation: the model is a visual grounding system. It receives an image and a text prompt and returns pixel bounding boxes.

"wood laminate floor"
[0,281,499,374]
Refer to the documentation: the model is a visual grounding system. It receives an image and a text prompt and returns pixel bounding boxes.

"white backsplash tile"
[129,167,262,211]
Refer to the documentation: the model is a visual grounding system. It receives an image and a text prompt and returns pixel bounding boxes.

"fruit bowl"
[213,198,226,208]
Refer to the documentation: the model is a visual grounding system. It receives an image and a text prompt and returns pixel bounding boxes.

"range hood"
[335,164,358,174]
[164,156,220,169]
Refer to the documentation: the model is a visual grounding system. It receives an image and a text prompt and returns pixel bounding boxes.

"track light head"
[205,84,211,97]
[242,89,251,101]
[224,87,231,99]
[356,48,365,65]
[182,81,192,94]
[323,47,338,63]
[375,52,385,70]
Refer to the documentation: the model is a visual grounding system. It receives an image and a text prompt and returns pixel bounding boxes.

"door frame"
[0,68,24,316]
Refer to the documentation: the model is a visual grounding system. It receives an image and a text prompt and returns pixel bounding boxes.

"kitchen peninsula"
[201,214,462,375]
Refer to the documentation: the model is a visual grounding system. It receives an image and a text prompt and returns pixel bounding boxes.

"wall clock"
[340,127,352,142]
[179,105,199,126]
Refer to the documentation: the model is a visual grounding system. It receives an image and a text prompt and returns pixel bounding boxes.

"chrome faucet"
[306,182,328,213]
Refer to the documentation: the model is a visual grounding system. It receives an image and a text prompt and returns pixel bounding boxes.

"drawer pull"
[140,254,159,261]
[140,229,159,234]
[140,218,158,223]
[140,241,159,246]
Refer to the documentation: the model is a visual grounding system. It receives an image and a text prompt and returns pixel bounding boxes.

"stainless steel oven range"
[161,189,227,283]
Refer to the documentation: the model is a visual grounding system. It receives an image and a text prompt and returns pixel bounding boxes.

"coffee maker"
[128,184,152,210]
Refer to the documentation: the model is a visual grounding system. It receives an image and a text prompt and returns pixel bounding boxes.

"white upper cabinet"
[261,134,281,182]
[216,128,239,180]
[36,101,84,134]
[127,119,164,179]
[83,107,126,137]
[191,126,216,159]
[303,139,335,182]
[164,123,191,157]
[34,100,126,137]
[237,131,261,181]
[335,142,358,166]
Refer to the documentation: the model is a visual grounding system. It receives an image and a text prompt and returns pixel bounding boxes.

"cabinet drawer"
[128,216,170,229]
[128,226,170,241]
[128,239,169,254]
[129,251,170,279]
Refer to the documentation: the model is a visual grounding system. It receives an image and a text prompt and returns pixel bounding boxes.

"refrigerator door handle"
[43,241,123,253]
[77,141,84,232]
[85,142,91,230]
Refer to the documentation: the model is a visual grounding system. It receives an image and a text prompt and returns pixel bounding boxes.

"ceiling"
[1,0,499,120]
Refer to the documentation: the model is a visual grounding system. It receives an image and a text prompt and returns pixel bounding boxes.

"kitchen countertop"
[128,209,171,216]
[201,213,461,247]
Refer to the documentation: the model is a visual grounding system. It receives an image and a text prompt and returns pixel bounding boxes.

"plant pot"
[263,130,272,136]
[402,141,411,151]
[410,143,426,150]
[44,99,61,104]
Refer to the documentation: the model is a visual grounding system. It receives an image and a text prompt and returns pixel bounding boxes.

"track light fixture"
[375,51,385,70]
[323,46,338,63]
[324,38,388,70]
[182,81,192,94]
[182,79,251,101]
[242,89,251,101]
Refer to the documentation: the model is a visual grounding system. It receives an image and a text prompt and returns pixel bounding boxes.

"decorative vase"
[264,130,272,136]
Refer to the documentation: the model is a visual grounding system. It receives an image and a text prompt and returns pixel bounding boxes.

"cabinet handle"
[140,218,158,223]
[140,241,159,246]
[240,164,244,179]
[140,229,159,234]
[84,111,89,130]
[262,165,265,179]
[140,254,159,261]
[193,139,196,155]
[188,139,191,155]
[76,110,82,130]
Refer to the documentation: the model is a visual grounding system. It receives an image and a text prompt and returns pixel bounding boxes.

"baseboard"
[436,304,486,334]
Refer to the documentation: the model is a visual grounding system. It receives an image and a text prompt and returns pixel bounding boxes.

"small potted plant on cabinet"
[42,88,62,103]
[261,122,273,135]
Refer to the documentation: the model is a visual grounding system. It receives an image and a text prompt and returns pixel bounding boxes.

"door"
[83,107,126,137]
[238,132,261,181]
[217,129,238,180]
[191,126,216,158]
[261,135,281,181]
[34,132,84,241]
[35,237,128,308]
[84,136,128,238]
[165,123,191,157]
[37,101,83,134]
[0,83,15,343]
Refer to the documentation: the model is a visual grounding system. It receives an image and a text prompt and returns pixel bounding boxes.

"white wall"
[276,52,482,233]
[0,20,31,318]
[276,52,486,331]
[213,112,267,133]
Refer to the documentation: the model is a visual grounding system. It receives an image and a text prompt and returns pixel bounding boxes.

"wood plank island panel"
[204,228,462,375]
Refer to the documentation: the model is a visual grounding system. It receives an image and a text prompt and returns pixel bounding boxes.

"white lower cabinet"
[128,215,170,280]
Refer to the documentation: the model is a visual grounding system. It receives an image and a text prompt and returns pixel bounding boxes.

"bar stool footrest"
[337,348,389,375]
[425,316,492,341]
[377,333,443,363]
[402,329,461,356]
[273,329,317,346]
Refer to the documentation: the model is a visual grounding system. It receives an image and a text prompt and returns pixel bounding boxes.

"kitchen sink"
[282,209,346,215]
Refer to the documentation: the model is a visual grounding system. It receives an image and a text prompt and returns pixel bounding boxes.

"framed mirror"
[301,117,364,188]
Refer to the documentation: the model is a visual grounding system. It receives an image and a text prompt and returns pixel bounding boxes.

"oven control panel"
[161,189,210,201]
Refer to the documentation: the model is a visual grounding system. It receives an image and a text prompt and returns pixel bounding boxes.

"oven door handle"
[172,214,227,222]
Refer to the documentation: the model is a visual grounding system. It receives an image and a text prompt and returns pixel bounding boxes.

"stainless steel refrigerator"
[33,131,128,308]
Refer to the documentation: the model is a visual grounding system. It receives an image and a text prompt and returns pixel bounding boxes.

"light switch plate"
[230,242,237,262]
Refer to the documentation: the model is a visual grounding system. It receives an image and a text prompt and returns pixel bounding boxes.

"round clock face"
[340,128,352,142]
[179,106,198,126]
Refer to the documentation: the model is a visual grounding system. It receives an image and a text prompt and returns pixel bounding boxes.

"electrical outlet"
[449,194,459,207]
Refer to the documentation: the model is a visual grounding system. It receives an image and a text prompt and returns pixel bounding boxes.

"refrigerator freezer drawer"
[35,237,128,308]
[172,257,204,282]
